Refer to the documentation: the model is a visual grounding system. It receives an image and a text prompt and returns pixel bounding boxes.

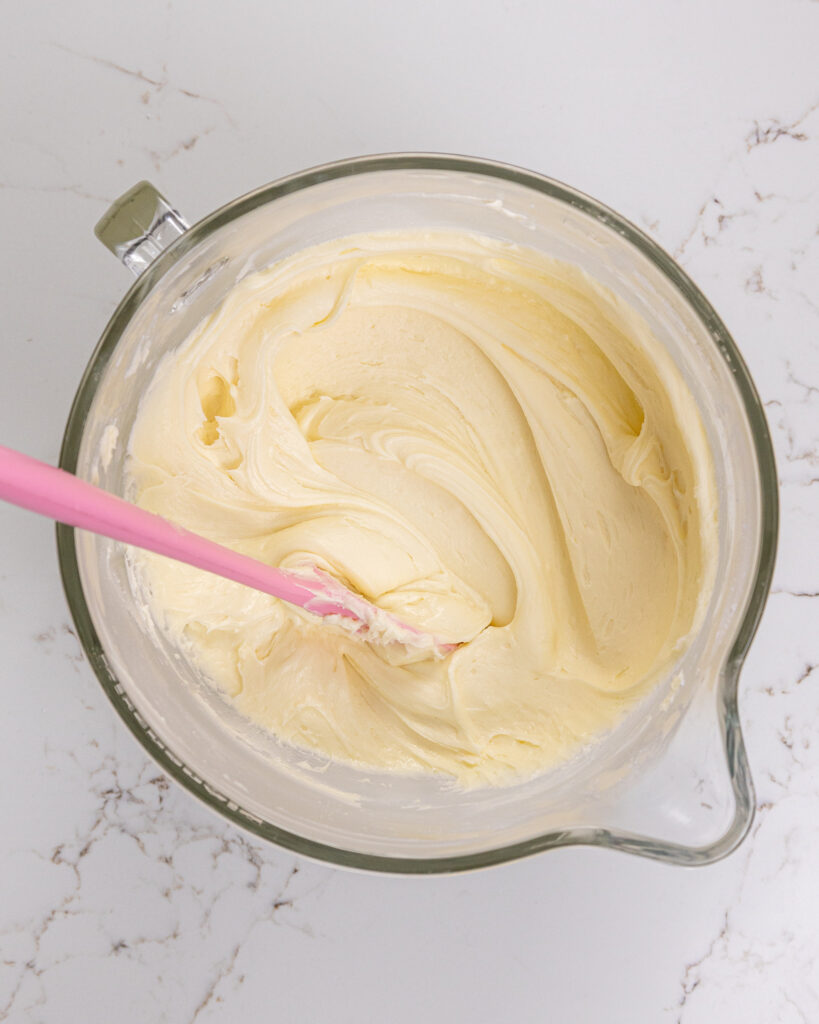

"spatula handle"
[0,444,353,617]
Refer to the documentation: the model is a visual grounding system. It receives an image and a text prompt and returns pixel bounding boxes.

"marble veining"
[655,84,818,1015]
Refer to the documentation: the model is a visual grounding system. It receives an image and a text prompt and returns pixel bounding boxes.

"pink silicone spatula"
[0,445,456,656]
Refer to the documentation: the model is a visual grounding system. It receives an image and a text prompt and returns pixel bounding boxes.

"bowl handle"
[94,181,189,277]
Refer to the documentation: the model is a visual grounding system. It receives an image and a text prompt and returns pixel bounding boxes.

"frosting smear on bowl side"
[126,231,717,785]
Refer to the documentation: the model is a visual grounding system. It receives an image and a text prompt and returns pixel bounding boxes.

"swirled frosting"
[126,231,717,785]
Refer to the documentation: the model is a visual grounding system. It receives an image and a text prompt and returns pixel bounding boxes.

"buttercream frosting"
[126,231,717,785]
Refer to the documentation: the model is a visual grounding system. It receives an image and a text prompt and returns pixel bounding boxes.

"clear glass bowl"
[57,155,778,873]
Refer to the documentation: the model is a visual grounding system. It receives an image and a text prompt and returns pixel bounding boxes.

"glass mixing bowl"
[58,155,777,873]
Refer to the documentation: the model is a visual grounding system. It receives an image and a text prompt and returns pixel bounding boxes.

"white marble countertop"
[1,1,816,1020]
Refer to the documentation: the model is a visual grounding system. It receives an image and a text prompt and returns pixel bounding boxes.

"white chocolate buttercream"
[126,231,717,785]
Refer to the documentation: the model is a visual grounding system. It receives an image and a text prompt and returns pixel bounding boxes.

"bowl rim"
[57,152,778,874]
